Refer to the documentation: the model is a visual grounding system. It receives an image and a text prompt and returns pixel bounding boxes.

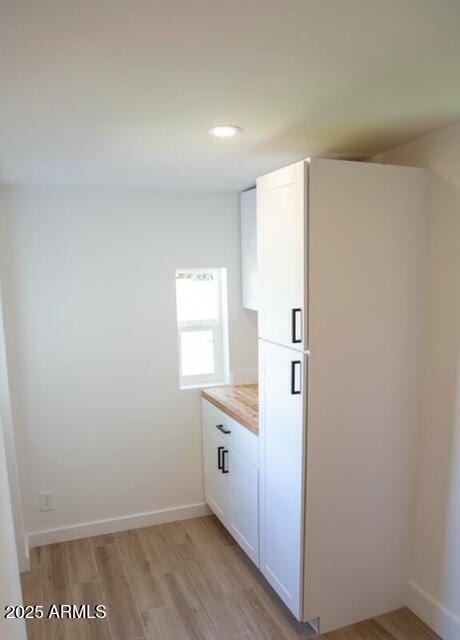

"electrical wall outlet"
[39,490,56,512]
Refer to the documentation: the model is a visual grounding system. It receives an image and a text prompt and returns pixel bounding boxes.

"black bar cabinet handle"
[291,361,302,395]
[222,449,229,474]
[292,308,302,343]
[216,424,231,435]
[217,446,224,470]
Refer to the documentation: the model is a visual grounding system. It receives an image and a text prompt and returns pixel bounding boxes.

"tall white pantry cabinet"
[257,158,428,634]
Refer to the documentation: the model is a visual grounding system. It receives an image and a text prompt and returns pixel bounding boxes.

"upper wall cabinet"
[240,188,258,311]
[257,163,307,350]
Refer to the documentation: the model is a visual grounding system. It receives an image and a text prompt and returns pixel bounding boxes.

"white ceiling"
[1,0,460,190]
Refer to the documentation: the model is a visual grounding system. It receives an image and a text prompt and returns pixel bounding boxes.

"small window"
[175,268,229,389]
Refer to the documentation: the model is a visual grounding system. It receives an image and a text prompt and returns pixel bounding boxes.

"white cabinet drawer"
[202,399,258,468]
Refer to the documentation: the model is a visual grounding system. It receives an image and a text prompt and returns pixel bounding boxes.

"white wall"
[0,188,258,542]
[375,120,460,640]
[0,412,27,640]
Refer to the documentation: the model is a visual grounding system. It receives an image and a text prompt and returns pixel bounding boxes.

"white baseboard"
[27,502,211,548]
[407,580,460,640]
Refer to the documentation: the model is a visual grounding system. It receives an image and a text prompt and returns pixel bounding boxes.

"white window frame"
[176,267,230,389]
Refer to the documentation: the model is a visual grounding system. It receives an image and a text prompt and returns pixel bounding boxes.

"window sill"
[180,381,229,391]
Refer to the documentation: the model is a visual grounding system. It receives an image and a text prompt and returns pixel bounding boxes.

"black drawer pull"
[291,360,302,395]
[292,308,302,344]
[216,424,231,435]
[217,446,224,470]
[222,449,229,474]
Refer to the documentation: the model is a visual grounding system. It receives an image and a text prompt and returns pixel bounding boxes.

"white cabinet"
[257,158,429,633]
[240,188,258,311]
[203,427,227,522]
[258,340,306,617]
[227,446,259,565]
[257,162,306,350]
[202,399,259,566]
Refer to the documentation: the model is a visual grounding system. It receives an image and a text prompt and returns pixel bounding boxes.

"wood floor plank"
[21,567,43,606]
[321,623,363,639]
[348,619,397,640]
[230,588,290,640]
[40,543,72,604]
[206,514,237,547]
[182,516,233,566]
[208,543,253,594]
[30,546,43,569]
[70,580,112,640]
[125,560,167,613]
[26,615,74,640]
[142,606,190,640]
[115,529,148,568]
[160,521,191,546]
[41,618,74,640]
[91,534,116,547]
[22,565,71,640]
[221,544,315,639]
[375,608,441,640]
[163,569,218,640]
[138,525,181,574]
[64,539,99,584]
[175,539,210,572]
[95,543,125,579]
[101,574,145,640]
[175,541,247,640]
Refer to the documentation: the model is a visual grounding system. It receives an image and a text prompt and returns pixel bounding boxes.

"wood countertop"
[202,384,259,435]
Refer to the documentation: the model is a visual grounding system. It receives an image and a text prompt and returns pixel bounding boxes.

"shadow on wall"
[438,174,460,623]
[443,360,460,616]
[414,172,460,630]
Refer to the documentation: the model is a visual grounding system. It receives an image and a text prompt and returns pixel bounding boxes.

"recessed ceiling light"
[208,125,241,138]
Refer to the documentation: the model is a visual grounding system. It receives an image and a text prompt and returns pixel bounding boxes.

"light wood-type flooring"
[21,515,440,640]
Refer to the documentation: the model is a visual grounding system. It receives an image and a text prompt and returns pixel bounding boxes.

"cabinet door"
[227,447,259,566]
[203,427,227,525]
[241,188,258,311]
[259,339,307,619]
[257,161,307,350]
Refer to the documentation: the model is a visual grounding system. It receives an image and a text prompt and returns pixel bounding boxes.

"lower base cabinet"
[203,427,228,522]
[202,399,259,566]
[227,446,259,562]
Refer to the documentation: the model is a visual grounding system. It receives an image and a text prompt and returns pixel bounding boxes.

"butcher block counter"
[201,384,259,435]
